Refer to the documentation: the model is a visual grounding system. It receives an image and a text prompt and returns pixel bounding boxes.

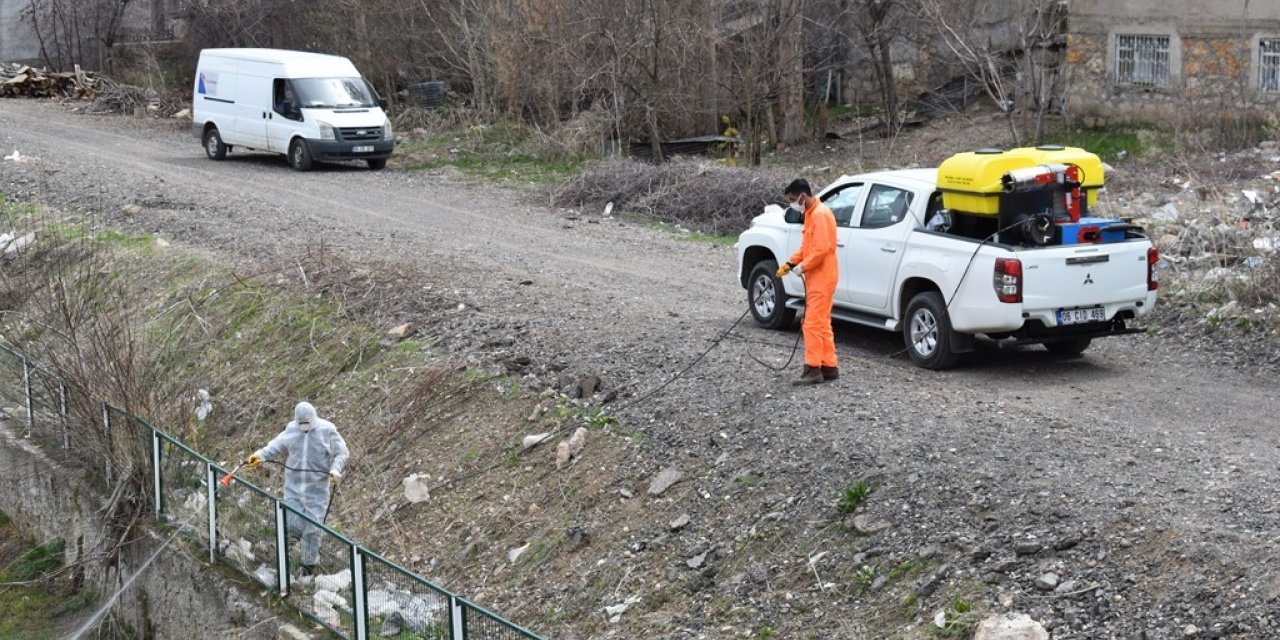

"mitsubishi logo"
[1083,273,1094,285]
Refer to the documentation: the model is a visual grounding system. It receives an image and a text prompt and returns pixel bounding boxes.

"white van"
[191,48,393,171]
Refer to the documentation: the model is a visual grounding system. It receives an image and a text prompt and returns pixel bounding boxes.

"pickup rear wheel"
[904,291,960,370]
[1043,337,1092,357]
[747,259,796,330]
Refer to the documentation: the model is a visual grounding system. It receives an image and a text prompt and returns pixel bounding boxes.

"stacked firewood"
[0,63,100,98]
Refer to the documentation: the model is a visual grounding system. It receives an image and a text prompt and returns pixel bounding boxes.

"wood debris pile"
[0,62,99,98]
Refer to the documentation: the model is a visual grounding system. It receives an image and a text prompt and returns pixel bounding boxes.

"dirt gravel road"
[3,100,1279,639]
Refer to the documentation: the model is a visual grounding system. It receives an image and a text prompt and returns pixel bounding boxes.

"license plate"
[1057,306,1106,325]
[352,145,374,153]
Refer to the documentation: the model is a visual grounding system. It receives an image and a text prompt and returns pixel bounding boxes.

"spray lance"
[218,457,342,523]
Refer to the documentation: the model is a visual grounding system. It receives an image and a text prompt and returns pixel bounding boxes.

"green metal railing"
[0,343,545,640]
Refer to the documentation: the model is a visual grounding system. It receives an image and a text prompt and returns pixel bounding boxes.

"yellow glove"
[245,454,262,469]
[330,471,342,485]
[775,262,793,278]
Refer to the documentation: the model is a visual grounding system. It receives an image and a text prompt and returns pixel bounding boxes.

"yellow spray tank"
[937,146,1105,216]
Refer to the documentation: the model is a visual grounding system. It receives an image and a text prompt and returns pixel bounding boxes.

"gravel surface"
[3,100,1280,639]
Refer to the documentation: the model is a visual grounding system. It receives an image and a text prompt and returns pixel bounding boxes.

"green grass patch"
[1051,126,1172,162]
[837,480,875,514]
[645,220,738,246]
[0,510,96,639]
[394,121,586,185]
[96,229,155,251]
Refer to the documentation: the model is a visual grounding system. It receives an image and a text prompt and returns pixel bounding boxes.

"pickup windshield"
[292,77,376,109]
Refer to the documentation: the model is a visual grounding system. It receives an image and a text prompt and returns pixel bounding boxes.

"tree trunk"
[780,8,805,146]
[647,104,663,163]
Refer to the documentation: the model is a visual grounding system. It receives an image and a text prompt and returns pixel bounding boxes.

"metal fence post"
[275,501,289,595]
[352,545,368,640]
[21,355,33,433]
[151,431,162,517]
[206,463,217,564]
[451,595,465,640]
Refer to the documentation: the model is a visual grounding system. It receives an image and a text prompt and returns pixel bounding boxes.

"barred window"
[1262,38,1280,92]
[1115,34,1171,87]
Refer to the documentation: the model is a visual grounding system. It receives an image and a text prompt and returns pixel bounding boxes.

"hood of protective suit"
[295,402,318,432]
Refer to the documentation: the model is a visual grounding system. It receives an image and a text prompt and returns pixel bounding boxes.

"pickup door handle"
[880,246,898,253]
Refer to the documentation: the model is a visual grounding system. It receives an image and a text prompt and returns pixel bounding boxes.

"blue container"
[1058,217,1127,245]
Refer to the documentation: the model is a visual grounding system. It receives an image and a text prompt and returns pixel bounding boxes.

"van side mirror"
[377,98,388,110]
[784,209,804,224]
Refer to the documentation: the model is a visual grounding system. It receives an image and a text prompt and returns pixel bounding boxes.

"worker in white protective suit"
[245,401,349,575]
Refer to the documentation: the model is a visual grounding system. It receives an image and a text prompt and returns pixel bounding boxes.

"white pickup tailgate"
[1019,240,1152,323]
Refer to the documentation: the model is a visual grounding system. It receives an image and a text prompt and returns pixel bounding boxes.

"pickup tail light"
[1147,246,1159,291]
[993,257,1023,303]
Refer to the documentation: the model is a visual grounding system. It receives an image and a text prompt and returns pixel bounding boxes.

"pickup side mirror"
[784,209,804,224]
[377,98,389,110]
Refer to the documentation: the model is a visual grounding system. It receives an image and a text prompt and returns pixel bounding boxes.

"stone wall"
[1066,2,1280,128]
[0,422,300,640]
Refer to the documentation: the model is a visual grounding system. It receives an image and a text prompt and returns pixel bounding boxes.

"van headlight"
[383,118,393,141]
[317,121,335,140]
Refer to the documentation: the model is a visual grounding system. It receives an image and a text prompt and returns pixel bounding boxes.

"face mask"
[789,200,804,213]
[299,422,312,433]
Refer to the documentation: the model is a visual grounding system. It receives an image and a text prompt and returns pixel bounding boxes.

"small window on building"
[1115,34,1171,87]
[1261,38,1280,92]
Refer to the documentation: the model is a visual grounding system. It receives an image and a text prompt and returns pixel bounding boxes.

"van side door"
[232,73,270,150]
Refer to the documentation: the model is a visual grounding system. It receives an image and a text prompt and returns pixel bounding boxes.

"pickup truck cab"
[736,169,1159,369]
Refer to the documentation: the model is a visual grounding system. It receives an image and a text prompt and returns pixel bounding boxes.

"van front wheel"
[203,128,227,160]
[289,139,314,172]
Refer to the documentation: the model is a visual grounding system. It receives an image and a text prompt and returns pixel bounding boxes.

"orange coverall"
[790,199,839,369]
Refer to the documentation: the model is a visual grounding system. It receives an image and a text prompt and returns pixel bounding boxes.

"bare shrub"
[553,158,791,235]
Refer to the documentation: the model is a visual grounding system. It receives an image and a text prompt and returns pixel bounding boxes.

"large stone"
[403,473,431,503]
[851,514,890,535]
[972,613,1050,640]
[648,466,684,496]
[387,323,414,341]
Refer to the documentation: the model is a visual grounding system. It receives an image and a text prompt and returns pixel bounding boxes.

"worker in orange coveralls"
[776,179,839,385]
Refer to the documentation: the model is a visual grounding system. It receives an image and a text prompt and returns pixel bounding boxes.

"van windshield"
[292,77,377,109]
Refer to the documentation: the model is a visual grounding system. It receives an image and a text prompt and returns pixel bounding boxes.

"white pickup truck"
[735,169,1159,369]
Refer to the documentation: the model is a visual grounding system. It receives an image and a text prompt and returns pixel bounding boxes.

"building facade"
[1067,0,1280,126]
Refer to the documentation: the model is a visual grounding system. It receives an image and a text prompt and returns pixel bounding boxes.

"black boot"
[792,365,823,386]
[301,564,316,577]
[821,366,839,381]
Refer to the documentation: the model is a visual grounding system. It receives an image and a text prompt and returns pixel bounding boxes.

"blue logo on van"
[197,72,218,96]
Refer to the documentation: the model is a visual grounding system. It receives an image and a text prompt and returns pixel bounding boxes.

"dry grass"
[553,157,792,236]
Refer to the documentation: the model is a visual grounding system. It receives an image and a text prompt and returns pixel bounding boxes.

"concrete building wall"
[1067,0,1280,127]
[0,0,40,63]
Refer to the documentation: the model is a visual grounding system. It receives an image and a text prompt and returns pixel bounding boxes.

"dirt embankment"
[2,100,1280,639]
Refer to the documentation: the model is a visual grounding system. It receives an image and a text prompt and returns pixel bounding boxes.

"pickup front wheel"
[904,291,960,370]
[747,259,797,330]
